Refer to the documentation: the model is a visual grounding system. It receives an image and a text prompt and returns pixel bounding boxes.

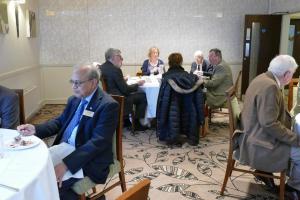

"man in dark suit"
[0,85,19,129]
[100,48,147,130]
[17,63,119,200]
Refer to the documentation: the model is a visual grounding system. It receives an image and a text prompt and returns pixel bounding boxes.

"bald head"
[71,63,100,98]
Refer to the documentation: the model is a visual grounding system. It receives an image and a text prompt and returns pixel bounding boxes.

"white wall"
[38,0,264,102]
[0,0,42,120]
[39,0,269,65]
[270,0,300,14]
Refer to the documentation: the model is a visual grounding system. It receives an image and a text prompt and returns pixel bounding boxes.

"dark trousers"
[124,91,147,119]
[59,178,81,200]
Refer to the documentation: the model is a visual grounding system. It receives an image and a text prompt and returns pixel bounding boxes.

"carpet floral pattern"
[29,105,278,200]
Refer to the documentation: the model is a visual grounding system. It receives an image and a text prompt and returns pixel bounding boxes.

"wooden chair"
[220,86,286,200]
[116,179,151,200]
[12,89,26,124]
[208,71,241,123]
[100,76,108,92]
[72,95,127,200]
[136,70,143,77]
[288,78,299,111]
[234,70,242,100]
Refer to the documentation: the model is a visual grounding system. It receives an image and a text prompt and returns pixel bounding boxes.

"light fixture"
[7,0,26,4]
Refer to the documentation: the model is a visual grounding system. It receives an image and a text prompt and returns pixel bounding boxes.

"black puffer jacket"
[156,65,205,144]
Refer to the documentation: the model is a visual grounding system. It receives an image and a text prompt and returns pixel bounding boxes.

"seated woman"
[156,53,205,146]
[141,47,164,76]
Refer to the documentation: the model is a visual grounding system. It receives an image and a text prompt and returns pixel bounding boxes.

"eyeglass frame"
[69,79,93,87]
[114,54,123,60]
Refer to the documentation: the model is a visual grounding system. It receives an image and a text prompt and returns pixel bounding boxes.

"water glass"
[0,133,4,158]
[159,64,164,74]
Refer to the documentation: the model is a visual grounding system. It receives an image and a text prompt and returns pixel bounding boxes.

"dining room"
[1,0,300,200]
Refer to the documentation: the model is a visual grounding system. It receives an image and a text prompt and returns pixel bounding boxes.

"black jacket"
[100,61,138,96]
[156,65,205,144]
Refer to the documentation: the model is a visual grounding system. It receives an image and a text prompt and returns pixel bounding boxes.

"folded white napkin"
[49,142,84,181]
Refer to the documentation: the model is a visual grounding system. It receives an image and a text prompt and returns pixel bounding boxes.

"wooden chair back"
[75,95,126,200]
[100,76,108,92]
[288,78,299,111]
[234,70,242,100]
[12,89,26,124]
[220,86,286,200]
[116,179,151,200]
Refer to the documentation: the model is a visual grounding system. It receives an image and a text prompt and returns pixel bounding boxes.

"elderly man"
[235,55,300,199]
[190,50,209,75]
[0,85,19,129]
[100,48,147,131]
[18,64,118,200]
[203,48,233,108]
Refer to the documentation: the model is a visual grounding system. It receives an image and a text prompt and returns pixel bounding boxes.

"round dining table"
[0,128,59,200]
[127,75,161,119]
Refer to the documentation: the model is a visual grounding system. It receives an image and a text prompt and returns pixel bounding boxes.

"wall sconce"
[7,0,26,4]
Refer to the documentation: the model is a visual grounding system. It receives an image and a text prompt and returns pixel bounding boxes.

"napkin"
[49,142,83,181]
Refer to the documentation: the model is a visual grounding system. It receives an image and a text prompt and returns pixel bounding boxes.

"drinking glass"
[0,133,4,158]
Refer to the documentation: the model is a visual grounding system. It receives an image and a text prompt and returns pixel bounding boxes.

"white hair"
[73,62,100,81]
[268,55,298,77]
[194,50,204,59]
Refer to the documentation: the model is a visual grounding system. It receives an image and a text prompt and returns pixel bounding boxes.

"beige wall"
[3,0,299,118]
[0,0,42,120]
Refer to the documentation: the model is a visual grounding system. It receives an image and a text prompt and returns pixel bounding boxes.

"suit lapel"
[77,87,104,133]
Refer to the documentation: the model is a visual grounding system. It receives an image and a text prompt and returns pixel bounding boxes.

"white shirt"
[67,88,97,146]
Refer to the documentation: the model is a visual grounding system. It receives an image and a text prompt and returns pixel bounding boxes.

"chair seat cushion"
[72,159,121,194]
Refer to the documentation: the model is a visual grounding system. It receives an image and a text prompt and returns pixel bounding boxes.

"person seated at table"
[157,52,205,146]
[141,46,165,76]
[0,85,19,129]
[203,48,233,108]
[190,50,209,76]
[233,55,300,199]
[17,63,118,200]
[100,48,148,131]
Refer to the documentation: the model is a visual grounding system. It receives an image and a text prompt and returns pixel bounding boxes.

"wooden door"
[241,15,282,95]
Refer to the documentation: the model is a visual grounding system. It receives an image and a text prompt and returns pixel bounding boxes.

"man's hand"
[137,80,145,86]
[55,162,68,188]
[17,124,36,136]
[124,75,130,81]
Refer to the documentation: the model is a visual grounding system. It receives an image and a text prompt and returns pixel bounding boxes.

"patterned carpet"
[29,105,278,200]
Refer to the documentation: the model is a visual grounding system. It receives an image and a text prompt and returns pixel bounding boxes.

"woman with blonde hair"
[141,46,164,76]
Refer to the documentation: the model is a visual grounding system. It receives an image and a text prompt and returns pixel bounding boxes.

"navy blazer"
[0,85,19,129]
[190,60,210,73]
[141,59,164,76]
[100,61,138,96]
[35,88,119,183]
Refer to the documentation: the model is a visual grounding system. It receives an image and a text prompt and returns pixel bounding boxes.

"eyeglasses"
[114,54,123,60]
[69,79,92,87]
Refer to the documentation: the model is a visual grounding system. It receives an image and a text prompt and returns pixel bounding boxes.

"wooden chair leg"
[279,172,285,200]
[79,194,86,200]
[92,187,97,193]
[119,171,127,192]
[221,160,234,195]
[228,160,235,176]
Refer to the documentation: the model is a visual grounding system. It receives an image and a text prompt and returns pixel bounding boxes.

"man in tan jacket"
[204,48,233,108]
[236,55,300,198]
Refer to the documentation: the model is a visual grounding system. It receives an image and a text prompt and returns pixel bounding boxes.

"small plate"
[4,136,40,150]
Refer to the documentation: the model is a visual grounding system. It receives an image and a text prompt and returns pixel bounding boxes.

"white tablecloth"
[0,129,59,200]
[128,76,160,118]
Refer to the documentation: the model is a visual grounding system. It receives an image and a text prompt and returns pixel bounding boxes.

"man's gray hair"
[194,50,204,59]
[73,62,100,81]
[268,55,298,77]
[105,48,121,61]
